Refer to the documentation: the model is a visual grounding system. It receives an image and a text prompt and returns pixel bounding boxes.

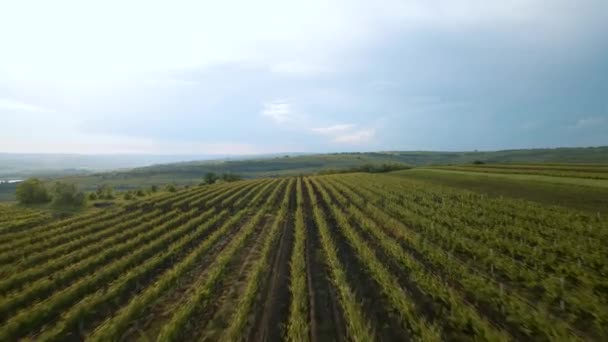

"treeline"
[15,172,244,207]
[201,172,242,185]
[317,163,410,175]
[16,179,86,206]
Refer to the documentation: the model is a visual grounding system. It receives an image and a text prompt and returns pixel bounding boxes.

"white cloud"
[368,80,398,90]
[0,134,265,155]
[0,98,52,113]
[311,124,355,135]
[261,100,294,123]
[570,117,607,129]
[312,123,376,144]
[332,129,375,144]
[270,61,329,77]
[145,79,200,87]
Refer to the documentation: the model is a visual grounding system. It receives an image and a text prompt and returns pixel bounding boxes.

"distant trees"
[202,172,241,185]
[221,173,242,182]
[472,160,485,165]
[51,182,86,206]
[204,172,219,185]
[16,178,86,207]
[165,184,177,192]
[96,184,115,200]
[317,163,410,175]
[15,178,50,204]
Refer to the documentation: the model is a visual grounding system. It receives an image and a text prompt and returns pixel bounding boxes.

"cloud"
[311,124,355,135]
[270,61,329,77]
[312,123,375,144]
[368,80,398,90]
[332,129,375,144]
[0,98,52,112]
[570,116,607,129]
[0,134,265,155]
[261,100,295,123]
[145,79,200,87]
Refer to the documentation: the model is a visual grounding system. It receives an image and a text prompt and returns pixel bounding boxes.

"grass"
[392,168,608,214]
[422,168,608,187]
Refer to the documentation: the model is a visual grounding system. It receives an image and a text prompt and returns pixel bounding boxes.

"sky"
[1,0,607,155]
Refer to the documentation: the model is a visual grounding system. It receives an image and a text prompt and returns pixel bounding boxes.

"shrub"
[96,184,115,199]
[221,173,242,182]
[51,182,86,207]
[204,172,219,185]
[15,178,50,204]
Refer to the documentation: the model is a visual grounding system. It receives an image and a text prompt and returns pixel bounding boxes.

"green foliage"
[396,169,608,214]
[88,193,98,201]
[287,178,309,340]
[15,178,50,204]
[318,163,410,175]
[123,192,134,200]
[135,189,145,197]
[3,173,608,341]
[150,185,158,192]
[220,173,242,182]
[95,184,114,200]
[204,172,219,185]
[165,184,177,192]
[51,182,86,207]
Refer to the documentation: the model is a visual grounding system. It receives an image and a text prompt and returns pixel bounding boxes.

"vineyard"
[0,173,607,341]
[433,163,608,180]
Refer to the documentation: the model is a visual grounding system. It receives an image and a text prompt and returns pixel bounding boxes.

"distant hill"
[1,146,606,201]
[0,153,273,178]
[127,146,608,177]
[70,146,608,186]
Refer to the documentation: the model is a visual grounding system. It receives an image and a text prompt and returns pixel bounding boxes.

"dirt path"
[250,185,296,341]
[309,179,410,341]
[302,179,346,342]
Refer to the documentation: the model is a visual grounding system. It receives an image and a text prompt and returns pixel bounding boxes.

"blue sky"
[1,0,607,154]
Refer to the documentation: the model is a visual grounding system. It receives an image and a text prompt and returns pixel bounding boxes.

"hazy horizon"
[2,1,607,154]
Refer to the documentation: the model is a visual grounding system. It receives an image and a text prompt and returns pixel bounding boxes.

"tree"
[15,178,50,204]
[51,182,86,207]
[165,184,177,192]
[96,184,114,199]
[204,172,219,185]
[88,192,98,201]
[221,173,242,182]
[150,185,158,193]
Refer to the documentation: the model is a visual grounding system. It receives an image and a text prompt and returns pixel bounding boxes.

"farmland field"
[0,174,607,341]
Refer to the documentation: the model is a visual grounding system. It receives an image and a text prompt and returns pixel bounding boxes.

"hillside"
[2,146,606,202]
[0,174,606,340]
[53,146,608,190]
[130,146,608,176]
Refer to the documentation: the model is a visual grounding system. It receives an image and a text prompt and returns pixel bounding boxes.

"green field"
[2,147,607,202]
[394,167,608,214]
[433,164,608,180]
[0,172,606,341]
